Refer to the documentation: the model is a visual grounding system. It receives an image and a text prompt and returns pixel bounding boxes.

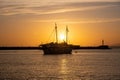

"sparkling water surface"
[0,49,120,80]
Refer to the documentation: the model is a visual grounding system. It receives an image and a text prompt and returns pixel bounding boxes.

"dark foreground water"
[0,49,120,80]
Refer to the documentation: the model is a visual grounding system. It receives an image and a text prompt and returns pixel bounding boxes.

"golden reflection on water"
[60,58,69,79]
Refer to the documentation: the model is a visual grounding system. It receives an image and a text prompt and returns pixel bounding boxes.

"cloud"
[31,18,120,24]
[36,5,118,15]
[64,18,120,24]
[0,2,120,15]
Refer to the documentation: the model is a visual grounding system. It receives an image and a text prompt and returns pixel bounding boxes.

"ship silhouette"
[40,23,72,54]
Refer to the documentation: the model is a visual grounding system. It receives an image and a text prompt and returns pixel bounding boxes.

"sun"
[59,33,65,42]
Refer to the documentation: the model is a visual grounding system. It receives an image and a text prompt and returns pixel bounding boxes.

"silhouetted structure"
[72,40,110,49]
[40,23,72,54]
[98,40,110,49]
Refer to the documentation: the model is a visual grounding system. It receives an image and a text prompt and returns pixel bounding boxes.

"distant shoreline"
[0,46,114,50]
[0,47,42,50]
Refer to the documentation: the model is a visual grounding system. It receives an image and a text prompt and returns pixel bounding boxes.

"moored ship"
[40,23,72,54]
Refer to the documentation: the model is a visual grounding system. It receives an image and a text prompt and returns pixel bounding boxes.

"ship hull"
[42,47,72,54]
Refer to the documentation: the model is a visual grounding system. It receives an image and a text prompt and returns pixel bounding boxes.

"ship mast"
[66,25,69,44]
[55,23,58,43]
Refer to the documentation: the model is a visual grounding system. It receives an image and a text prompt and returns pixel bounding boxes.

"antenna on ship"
[66,25,69,44]
[55,23,58,43]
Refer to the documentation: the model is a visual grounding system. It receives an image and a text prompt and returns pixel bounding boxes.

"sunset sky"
[0,0,120,46]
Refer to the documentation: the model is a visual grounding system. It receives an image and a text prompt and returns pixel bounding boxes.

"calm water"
[0,49,120,80]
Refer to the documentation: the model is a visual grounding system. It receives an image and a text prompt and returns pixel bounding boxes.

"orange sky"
[0,0,120,46]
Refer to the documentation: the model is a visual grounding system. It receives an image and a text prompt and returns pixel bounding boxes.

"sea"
[0,49,120,80]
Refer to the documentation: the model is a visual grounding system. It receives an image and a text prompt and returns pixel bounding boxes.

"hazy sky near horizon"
[0,0,120,46]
